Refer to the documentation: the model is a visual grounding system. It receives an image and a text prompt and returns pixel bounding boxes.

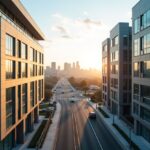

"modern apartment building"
[0,1,44,149]
[109,23,132,121]
[102,38,110,109]
[132,0,150,143]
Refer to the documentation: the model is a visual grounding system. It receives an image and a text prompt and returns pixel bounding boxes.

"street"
[52,78,122,150]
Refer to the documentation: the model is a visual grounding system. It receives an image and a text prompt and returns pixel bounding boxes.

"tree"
[79,80,88,94]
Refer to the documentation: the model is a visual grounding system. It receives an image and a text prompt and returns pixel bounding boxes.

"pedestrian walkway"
[88,100,150,150]
[13,116,45,150]
[41,102,61,150]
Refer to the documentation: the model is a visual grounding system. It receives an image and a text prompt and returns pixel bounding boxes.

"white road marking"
[82,108,104,150]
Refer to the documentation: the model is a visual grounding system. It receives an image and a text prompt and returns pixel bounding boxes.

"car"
[70,99,75,103]
[89,112,96,119]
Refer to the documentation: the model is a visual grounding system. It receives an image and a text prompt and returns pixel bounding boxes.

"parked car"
[89,111,96,119]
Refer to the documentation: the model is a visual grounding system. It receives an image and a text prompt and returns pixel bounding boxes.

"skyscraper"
[51,62,56,70]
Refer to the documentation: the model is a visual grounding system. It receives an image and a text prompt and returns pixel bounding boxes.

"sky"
[21,0,139,70]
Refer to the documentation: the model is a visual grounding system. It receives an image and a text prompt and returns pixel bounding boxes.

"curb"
[87,101,129,150]
[41,103,61,150]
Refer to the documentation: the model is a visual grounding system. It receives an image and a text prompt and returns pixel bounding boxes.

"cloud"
[82,18,101,26]
[61,35,72,39]
[52,25,68,34]
[50,13,107,41]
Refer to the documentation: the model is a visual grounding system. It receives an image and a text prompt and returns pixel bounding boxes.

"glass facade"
[133,62,140,77]
[140,107,150,123]
[6,87,15,129]
[22,63,27,78]
[6,34,15,56]
[143,61,150,78]
[134,39,140,56]
[30,82,34,107]
[21,43,27,59]
[22,84,27,114]
[141,85,150,106]
[112,36,118,47]
[6,60,15,79]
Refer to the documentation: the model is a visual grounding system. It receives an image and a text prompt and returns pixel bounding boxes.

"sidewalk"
[41,102,61,150]
[88,100,150,150]
[13,116,45,150]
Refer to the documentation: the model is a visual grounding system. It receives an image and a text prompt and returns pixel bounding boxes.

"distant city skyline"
[21,0,139,70]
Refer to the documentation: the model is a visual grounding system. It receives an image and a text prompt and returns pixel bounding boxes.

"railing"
[0,9,42,46]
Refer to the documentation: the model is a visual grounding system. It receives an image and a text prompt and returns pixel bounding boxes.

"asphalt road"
[53,78,123,150]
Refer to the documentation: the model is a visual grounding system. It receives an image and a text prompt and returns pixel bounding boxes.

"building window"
[30,48,34,61]
[6,60,15,79]
[18,62,21,78]
[133,84,140,101]
[103,44,107,52]
[6,87,15,129]
[140,107,150,123]
[30,64,34,77]
[18,85,21,119]
[133,62,140,77]
[143,61,150,78]
[22,63,27,78]
[6,34,15,56]
[141,85,150,106]
[134,18,140,34]
[133,102,139,115]
[144,33,150,54]
[30,82,34,107]
[21,43,27,59]
[38,80,42,100]
[22,84,27,114]
[123,36,128,46]
[112,36,118,47]
[111,51,118,62]
[140,124,150,143]
[134,39,140,56]
[17,40,21,58]
[111,64,118,74]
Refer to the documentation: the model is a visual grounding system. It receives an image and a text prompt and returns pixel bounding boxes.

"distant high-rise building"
[73,62,75,69]
[102,38,110,110]
[76,61,80,70]
[64,62,71,71]
[0,1,44,149]
[109,23,132,121]
[51,62,56,70]
[132,0,150,143]
[58,66,61,71]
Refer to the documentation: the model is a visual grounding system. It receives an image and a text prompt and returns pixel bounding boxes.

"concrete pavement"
[41,102,61,150]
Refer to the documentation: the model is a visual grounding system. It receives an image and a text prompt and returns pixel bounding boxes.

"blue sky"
[21,0,139,70]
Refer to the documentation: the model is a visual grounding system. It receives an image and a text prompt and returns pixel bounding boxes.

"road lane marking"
[72,113,77,150]
[73,113,81,150]
[81,106,104,150]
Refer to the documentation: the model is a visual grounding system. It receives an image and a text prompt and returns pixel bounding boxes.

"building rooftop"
[0,0,45,40]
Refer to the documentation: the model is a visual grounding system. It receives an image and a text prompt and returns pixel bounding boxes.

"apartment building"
[132,0,150,143]
[102,38,110,109]
[0,1,44,149]
[109,23,132,121]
